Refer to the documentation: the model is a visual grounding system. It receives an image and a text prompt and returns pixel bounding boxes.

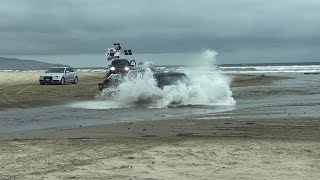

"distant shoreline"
[1,55,320,70]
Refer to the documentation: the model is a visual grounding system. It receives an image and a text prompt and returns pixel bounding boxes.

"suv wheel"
[72,76,78,84]
[60,77,65,85]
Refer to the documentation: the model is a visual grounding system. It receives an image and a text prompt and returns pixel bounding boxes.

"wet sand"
[0,72,319,179]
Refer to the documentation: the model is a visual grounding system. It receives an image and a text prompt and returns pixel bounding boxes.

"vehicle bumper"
[39,79,61,84]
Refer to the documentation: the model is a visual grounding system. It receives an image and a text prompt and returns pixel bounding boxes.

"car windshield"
[46,68,65,73]
[111,59,129,66]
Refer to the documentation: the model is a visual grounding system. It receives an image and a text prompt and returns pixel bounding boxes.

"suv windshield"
[111,59,129,66]
[47,68,65,73]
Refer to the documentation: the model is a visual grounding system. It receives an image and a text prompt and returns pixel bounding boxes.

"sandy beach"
[0,72,105,109]
[0,72,286,109]
[0,72,319,180]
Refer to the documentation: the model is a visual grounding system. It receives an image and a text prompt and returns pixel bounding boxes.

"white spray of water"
[68,100,127,109]
[183,49,235,106]
[69,50,235,109]
[100,50,235,108]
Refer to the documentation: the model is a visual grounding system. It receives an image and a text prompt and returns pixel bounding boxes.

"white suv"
[39,67,78,85]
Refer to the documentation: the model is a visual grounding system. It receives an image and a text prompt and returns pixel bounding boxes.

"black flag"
[124,49,132,55]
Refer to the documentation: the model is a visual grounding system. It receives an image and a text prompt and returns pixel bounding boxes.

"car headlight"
[110,67,115,71]
[124,67,130,71]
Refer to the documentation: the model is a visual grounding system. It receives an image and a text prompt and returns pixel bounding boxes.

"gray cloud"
[1,0,320,63]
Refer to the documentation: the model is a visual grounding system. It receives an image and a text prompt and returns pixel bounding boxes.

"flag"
[114,51,120,58]
[106,48,116,60]
[114,43,122,50]
[124,49,132,55]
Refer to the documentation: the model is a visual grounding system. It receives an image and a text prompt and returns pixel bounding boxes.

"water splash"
[184,49,235,106]
[203,49,218,64]
[70,50,235,109]
[102,50,234,108]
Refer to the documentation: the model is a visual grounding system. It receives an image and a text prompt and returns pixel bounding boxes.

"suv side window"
[67,68,74,72]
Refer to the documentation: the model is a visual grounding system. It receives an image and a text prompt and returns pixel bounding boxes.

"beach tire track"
[2,92,17,103]
[16,85,33,95]
[89,86,99,91]
[0,84,13,91]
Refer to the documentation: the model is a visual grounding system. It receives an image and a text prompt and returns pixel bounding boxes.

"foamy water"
[68,100,130,109]
[70,50,235,109]
[219,65,320,74]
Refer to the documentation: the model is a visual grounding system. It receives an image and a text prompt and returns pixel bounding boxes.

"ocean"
[2,62,320,75]
[154,62,320,74]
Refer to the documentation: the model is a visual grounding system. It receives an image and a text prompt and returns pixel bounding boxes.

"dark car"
[153,72,190,88]
[107,58,136,76]
[99,71,189,91]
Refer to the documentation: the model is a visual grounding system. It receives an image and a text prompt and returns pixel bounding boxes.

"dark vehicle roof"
[111,59,130,66]
[153,72,189,87]
[153,72,187,77]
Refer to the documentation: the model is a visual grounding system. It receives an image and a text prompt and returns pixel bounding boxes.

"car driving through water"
[153,72,190,89]
[106,58,136,77]
[39,67,78,85]
[98,71,190,91]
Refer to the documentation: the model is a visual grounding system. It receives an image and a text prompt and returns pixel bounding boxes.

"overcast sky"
[1,0,320,65]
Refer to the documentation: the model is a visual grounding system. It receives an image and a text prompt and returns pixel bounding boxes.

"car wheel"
[107,71,112,77]
[60,77,65,85]
[72,76,78,84]
[40,82,45,85]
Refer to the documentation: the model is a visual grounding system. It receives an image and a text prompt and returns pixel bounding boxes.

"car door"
[67,68,76,81]
[65,68,72,82]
